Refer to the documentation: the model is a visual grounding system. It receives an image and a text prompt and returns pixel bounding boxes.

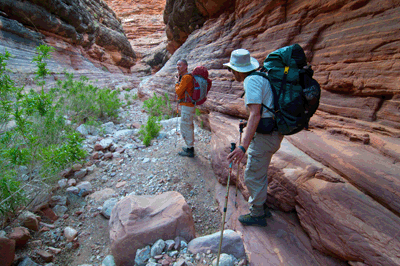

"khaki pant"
[245,131,283,216]
[180,105,195,148]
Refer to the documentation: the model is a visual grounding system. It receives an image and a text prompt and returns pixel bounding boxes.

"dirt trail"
[64,99,223,265]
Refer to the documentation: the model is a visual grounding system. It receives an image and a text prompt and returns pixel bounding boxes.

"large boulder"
[0,237,15,266]
[109,191,196,266]
[188,230,246,259]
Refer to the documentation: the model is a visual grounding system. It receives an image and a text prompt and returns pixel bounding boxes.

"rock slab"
[188,230,245,259]
[109,191,196,266]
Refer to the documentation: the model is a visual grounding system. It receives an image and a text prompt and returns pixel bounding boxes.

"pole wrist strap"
[238,145,246,153]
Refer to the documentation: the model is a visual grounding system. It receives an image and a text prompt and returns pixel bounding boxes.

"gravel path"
[56,97,223,265]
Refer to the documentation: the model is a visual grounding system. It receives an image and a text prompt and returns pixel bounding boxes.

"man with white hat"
[225,49,284,227]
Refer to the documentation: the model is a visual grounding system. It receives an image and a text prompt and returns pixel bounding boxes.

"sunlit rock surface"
[140,0,400,265]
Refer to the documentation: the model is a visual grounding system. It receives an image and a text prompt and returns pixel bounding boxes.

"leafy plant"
[142,92,173,119]
[54,73,122,123]
[138,116,162,147]
[0,44,124,216]
[32,45,54,87]
[195,109,201,116]
[41,132,87,180]
[0,46,89,214]
[138,92,174,146]
[0,173,26,214]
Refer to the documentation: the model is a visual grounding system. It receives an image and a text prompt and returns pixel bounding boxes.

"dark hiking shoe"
[238,213,267,227]
[263,204,272,218]
[182,147,191,152]
[178,147,194,157]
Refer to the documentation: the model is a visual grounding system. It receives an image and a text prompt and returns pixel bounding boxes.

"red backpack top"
[185,66,212,106]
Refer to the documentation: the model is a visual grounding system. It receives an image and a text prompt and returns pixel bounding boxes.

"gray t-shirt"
[244,74,274,118]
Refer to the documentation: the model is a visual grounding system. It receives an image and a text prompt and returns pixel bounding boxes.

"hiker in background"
[175,59,195,157]
[224,49,284,227]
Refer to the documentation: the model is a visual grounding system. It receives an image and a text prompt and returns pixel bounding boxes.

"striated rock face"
[163,0,233,53]
[0,0,135,71]
[211,113,400,265]
[104,0,171,75]
[143,0,400,133]
[140,0,400,265]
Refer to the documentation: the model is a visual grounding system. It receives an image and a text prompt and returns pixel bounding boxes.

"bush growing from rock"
[0,45,121,215]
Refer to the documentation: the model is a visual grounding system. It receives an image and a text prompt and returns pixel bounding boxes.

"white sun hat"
[223,49,259,73]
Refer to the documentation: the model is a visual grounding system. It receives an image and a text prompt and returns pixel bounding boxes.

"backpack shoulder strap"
[179,73,191,82]
[246,71,277,114]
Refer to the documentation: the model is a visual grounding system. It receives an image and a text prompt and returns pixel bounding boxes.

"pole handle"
[229,143,236,168]
[230,142,236,152]
[239,120,244,133]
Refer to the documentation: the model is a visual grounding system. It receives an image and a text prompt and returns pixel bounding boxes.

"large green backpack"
[251,44,321,135]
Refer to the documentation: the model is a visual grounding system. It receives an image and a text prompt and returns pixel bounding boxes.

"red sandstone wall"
[143,0,400,134]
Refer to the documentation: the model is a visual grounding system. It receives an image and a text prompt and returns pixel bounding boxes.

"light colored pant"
[180,105,195,148]
[245,131,284,216]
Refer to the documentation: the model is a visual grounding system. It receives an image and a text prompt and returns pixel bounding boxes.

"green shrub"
[142,92,173,119]
[0,44,124,215]
[138,116,162,147]
[138,93,174,146]
[0,173,26,214]
[32,45,54,87]
[0,46,91,214]
[41,132,87,180]
[97,87,121,120]
[54,74,122,123]
[195,109,201,116]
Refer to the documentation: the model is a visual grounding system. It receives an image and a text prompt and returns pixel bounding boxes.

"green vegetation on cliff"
[0,45,122,215]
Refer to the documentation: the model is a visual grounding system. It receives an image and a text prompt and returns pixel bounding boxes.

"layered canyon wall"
[0,0,136,70]
[103,0,171,75]
[141,0,400,265]
[146,0,400,132]
[0,0,142,93]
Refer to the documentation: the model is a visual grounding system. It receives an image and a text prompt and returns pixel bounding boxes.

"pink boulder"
[109,191,196,266]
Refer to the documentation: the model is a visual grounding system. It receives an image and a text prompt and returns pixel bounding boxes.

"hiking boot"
[178,147,194,157]
[263,204,272,218]
[182,147,191,152]
[238,213,267,227]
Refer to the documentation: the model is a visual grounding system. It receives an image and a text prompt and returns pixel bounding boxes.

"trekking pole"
[216,142,236,266]
[235,121,244,208]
